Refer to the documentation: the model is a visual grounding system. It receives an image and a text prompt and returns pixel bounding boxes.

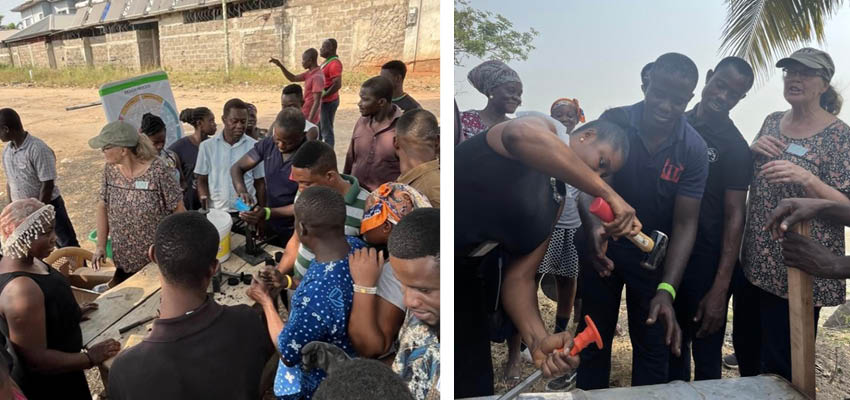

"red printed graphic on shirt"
[660,158,684,183]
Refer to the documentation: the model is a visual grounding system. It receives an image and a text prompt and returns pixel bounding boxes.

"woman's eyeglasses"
[782,67,826,80]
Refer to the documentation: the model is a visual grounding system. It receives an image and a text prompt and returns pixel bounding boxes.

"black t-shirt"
[393,94,422,113]
[454,129,560,256]
[108,300,274,400]
[685,105,753,256]
[168,136,201,210]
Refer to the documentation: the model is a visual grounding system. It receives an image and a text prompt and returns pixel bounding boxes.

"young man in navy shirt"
[667,57,754,382]
[577,53,709,389]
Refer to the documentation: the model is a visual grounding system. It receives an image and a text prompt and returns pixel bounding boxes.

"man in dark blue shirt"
[231,108,307,245]
[577,53,709,389]
[668,57,754,382]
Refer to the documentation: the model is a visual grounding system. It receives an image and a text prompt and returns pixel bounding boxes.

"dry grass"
[0,65,439,91]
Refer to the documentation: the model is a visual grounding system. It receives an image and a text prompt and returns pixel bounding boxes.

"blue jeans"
[319,98,340,147]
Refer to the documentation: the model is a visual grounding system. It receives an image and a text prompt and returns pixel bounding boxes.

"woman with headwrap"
[0,199,121,399]
[89,121,184,285]
[348,183,432,359]
[550,98,586,134]
[458,60,523,142]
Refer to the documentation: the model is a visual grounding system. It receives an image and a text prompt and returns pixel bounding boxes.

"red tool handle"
[589,197,614,223]
[555,315,604,356]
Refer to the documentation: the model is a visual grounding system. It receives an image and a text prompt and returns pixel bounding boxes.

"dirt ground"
[491,286,850,399]
[0,86,437,398]
[0,86,438,252]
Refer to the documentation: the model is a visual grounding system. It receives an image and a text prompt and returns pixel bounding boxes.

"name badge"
[786,143,809,157]
[134,180,149,190]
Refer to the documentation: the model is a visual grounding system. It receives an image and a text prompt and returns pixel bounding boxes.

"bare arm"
[326,76,342,97]
[347,249,405,357]
[660,196,702,291]
[804,177,850,205]
[254,178,266,208]
[309,92,321,122]
[38,180,54,205]
[269,58,305,82]
[767,198,850,238]
[4,278,92,373]
[92,200,109,268]
[490,117,640,238]
[197,175,210,208]
[349,296,405,358]
[694,189,747,337]
[231,154,261,197]
[277,231,301,275]
[501,236,552,358]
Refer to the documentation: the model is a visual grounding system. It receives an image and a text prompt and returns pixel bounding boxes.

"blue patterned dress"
[274,236,367,399]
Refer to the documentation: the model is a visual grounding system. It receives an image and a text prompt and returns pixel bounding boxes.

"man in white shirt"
[195,98,265,211]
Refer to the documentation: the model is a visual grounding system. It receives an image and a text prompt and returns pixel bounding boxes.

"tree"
[719,0,843,84]
[454,0,539,66]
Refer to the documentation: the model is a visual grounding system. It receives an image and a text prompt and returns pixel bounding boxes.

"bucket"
[206,209,232,263]
[87,230,113,259]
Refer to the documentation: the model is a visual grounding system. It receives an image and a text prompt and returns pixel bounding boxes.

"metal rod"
[496,370,543,400]
[65,101,102,111]
[118,315,156,334]
[222,0,230,75]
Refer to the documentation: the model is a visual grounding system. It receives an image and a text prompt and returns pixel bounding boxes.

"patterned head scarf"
[551,98,586,123]
[0,199,55,258]
[360,183,432,234]
[467,60,522,97]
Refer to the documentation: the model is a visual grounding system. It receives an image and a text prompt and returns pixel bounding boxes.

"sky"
[455,0,850,143]
[0,0,22,25]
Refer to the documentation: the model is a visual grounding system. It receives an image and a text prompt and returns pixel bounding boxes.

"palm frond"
[719,0,843,85]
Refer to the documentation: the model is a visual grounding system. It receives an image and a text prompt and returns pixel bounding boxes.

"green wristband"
[657,282,676,301]
[264,207,271,221]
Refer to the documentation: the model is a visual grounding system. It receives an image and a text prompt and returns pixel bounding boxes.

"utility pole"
[222,0,230,75]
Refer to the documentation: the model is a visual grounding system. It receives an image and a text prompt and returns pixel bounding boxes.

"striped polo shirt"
[293,174,370,278]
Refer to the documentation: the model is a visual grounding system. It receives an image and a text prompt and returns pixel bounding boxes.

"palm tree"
[719,0,843,84]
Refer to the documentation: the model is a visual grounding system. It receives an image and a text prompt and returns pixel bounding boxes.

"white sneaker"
[520,347,533,364]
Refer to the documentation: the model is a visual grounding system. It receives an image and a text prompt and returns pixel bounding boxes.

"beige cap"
[776,47,835,81]
[88,121,139,149]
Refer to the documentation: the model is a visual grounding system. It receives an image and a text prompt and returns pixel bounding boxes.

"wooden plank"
[80,263,162,345]
[787,221,816,399]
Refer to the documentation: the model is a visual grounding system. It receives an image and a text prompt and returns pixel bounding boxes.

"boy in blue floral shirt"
[248,185,366,399]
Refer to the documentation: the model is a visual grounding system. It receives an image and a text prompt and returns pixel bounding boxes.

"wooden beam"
[787,221,816,399]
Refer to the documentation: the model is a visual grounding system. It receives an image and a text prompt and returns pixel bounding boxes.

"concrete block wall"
[0,47,12,66]
[8,40,52,68]
[51,38,89,67]
[89,30,140,69]
[282,0,408,70]
[158,13,229,71]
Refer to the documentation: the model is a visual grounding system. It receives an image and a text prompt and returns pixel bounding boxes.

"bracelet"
[83,349,94,368]
[353,284,377,295]
[657,282,676,301]
[264,207,271,221]
[284,275,292,290]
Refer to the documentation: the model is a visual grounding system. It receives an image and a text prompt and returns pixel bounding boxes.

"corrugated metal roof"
[1,14,75,42]
[82,1,108,26]
[0,30,22,41]
[70,5,90,26]
[123,0,149,18]
[172,0,201,11]
[102,0,126,22]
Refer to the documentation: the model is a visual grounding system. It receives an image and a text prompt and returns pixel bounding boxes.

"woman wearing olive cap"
[735,47,850,380]
[89,121,185,285]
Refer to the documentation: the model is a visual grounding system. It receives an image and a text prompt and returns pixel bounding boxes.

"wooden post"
[787,221,816,399]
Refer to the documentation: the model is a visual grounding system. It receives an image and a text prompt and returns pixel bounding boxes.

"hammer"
[589,197,669,270]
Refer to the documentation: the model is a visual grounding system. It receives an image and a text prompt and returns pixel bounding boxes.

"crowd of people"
[455,47,848,397]
[0,36,441,400]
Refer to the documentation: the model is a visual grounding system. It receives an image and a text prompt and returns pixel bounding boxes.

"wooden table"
[80,234,284,370]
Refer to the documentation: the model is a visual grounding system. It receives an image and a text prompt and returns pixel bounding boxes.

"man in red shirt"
[270,48,324,124]
[319,38,343,146]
